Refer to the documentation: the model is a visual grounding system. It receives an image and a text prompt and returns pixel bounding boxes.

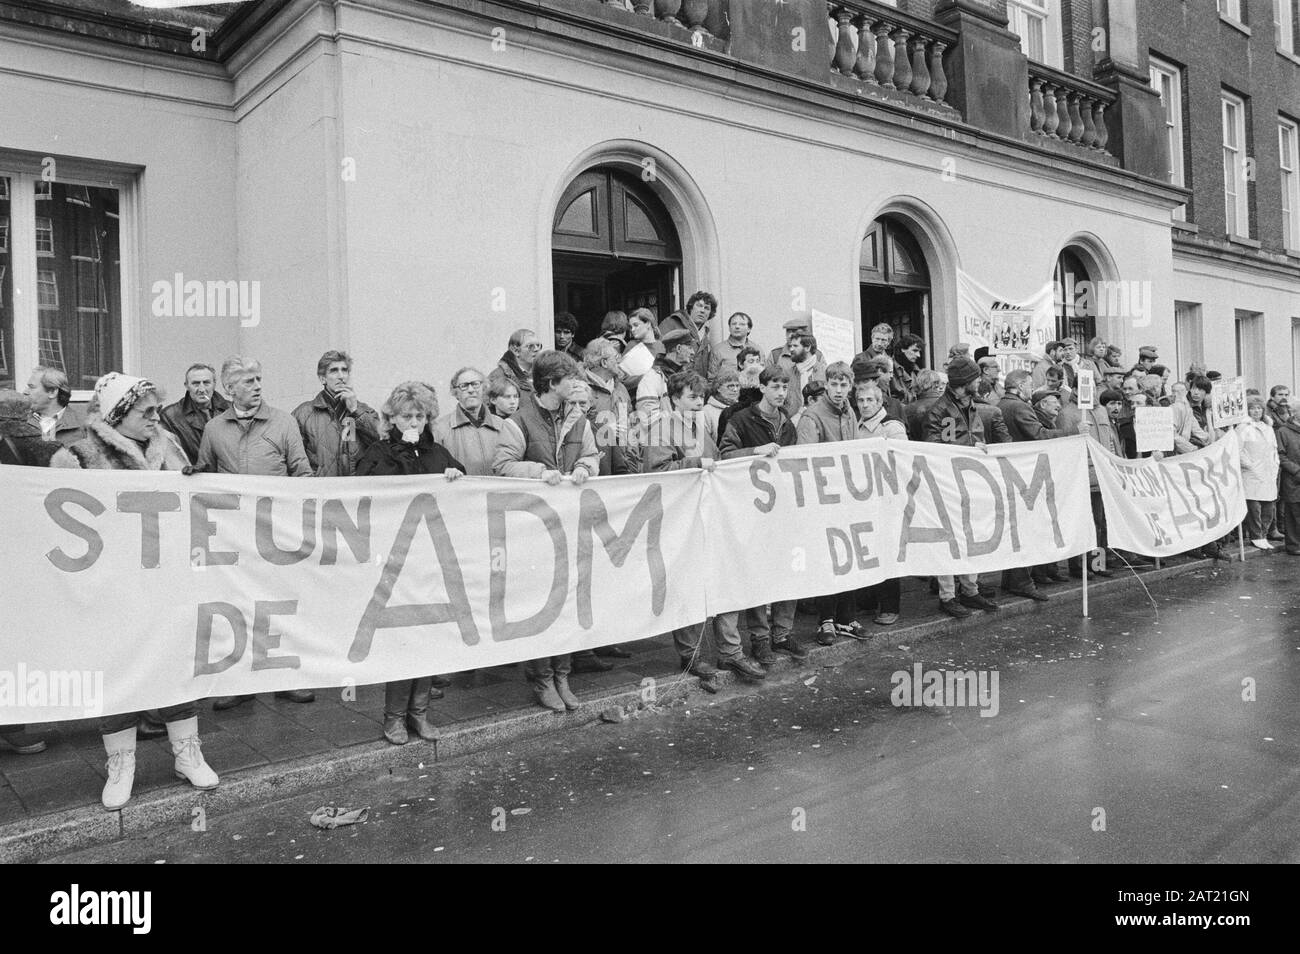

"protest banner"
[1089,431,1246,557]
[811,309,856,366]
[956,271,1055,377]
[0,437,1099,723]
[1210,377,1247,429]
[1077,369,1095,410]
[0,467,707,723]
[1134,406,1175,453]
[703,436,1096,615]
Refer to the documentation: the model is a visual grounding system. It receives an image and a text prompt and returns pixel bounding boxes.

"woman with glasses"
[51,373,220,811]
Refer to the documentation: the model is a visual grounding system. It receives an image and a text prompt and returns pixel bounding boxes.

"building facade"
[0,0,1294,411]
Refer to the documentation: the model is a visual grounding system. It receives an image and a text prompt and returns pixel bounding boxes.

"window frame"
[1149,56,1187,221]
[0,159,137,401]
[1281,117,1300,249]
[1219,0,1244,23]
[1221,90,1251,238]
[1277,0,1295,53]
[1007,0,1064,70]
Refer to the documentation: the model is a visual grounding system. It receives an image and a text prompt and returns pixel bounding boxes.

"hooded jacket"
[796,393,857,445]
[51,415,191,472]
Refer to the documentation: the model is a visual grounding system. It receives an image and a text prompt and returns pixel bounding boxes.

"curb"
[0,554,1231,862]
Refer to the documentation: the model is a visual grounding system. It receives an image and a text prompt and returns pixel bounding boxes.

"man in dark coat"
[1276,400,1300,555]
[923,356,999,618]
[904,369,945,441]
[160,362,229,465]
[292,350,381,477]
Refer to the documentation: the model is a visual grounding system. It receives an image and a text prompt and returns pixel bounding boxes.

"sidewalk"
[0,551,1251,860]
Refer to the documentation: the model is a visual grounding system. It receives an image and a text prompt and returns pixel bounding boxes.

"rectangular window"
[35,216,54,256]
[37,270,58,309]
[1277,0,1296,53]
[1281,118,1300,248]
[1149,56,1187,220]
[1236,310,1265,387]
[1007,0,1063,68]
[1219,0,1243,21]
[1222,91,1250,237]
[0,167,124,391]
[1175,301,1204,374]
[0,176,9,389]
[1292,318,1300,391]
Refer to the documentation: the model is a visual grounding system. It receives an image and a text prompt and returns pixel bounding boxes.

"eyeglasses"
[132,406,161,420]
[453,380,485,391]
[522,343,544,352]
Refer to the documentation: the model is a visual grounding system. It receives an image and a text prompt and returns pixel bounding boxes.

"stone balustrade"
[1027,63,1115,153]
[827,1,956,108]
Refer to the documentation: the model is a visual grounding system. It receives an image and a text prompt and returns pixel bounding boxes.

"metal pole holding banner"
[1081,552,1089,618]
[1239,524,1246,562]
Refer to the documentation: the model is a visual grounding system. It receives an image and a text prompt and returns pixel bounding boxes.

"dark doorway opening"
[551,167,683,347]
[859,215,933,367]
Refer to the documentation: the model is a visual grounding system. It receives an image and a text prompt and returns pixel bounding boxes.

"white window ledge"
[1228,233,1262,248]
[1219,14,1251,36]
[1279,49,1300,67]
[1172,218,1199,234]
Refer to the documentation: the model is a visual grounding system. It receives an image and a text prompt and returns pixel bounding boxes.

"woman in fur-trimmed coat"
[50,372,218,812]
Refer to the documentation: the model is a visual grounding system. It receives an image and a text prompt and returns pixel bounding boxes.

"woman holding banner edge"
[49,372,221,811]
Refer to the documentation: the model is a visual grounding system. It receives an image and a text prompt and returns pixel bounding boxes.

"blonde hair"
[381,381,438,427]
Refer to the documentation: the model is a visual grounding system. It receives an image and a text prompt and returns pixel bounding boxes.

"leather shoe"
[571,654,614,674]
[212,695,251,711]
[939,598,972,619]
[0,730,46,754]
[275,689,315,703]
[532,682,566,712]
[721,656,766,680]
[137,714,168,739]
[773,637,808,660]
[1006,585,1049,602]
[405,713,439,741]
[751,642,779,667]
[959,593,999,612]
[383,717,408,745]
[594,645,633,658]
[429,675,454,688]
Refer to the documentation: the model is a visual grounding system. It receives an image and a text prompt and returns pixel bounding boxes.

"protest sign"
[811,309,856,366]
[1134,406,1175,453]
[1077,369,1095,410]
[1210,377,1247,429]
[703,436,1096,615]
[1089,431,1246,557]
[957,271,1054,360]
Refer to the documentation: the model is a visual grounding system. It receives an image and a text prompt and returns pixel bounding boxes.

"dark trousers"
[818,590,858,625]
[1068,491,1108,572]
[384,678,432,720]
[1002,566,1035,590]
[1284,504,1300,553]
[1245,500,1276,541]
[859,578,901,615]
[100,701,197,736]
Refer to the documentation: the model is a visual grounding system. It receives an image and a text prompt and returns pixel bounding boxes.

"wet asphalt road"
[53,556,1300,863]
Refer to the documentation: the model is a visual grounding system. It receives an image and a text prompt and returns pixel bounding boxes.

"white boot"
[166,717,219,790]
[101,727,137,811]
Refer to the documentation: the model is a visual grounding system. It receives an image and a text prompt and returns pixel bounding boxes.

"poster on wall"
[811,308,856,366]
[956,271,1056,376]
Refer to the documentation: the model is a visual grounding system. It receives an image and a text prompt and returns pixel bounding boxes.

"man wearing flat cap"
[923,356,1000,618]
[768,317,826,417]
[637,327,698,425]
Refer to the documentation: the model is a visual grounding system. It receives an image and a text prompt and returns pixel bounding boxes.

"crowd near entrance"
[859,215,933,369]
[551,166,683,342]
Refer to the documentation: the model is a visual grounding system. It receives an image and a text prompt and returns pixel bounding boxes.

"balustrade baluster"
[873,22,895,87]
[891,28,912,92]
[928,41,947,103]
[1041,83,1059,137]
[909,37,930,97]
[856,16,877,82]
[1029,77,1044,133]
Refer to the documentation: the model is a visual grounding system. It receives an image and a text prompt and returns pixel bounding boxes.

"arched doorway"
[1053,247,1095,344]
[859,215,932,365]
[552,168,683,345]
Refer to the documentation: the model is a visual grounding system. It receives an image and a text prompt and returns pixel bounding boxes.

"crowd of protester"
[0,290,1292,811]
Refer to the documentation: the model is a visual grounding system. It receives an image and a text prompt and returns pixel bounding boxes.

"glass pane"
[556,189,597,235]
[623,195,661,243]
[34,181,120,389]
[0,176,11,390]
